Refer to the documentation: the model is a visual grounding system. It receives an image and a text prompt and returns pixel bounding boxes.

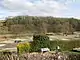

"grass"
[50,39,80,51]
[63,51,80,55]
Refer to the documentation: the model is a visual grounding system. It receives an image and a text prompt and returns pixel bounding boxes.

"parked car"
[14,40,21,43]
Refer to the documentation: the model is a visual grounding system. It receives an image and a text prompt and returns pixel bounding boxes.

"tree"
[5,16,80,34]
[10,24,26,37]
[31,34,50,52]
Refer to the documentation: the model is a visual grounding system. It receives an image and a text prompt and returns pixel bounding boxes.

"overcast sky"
[0,0,80,19]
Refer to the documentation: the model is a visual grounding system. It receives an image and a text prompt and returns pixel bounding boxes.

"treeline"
[4,16,80,34]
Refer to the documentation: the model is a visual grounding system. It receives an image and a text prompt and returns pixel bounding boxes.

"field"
[0,32,79,52]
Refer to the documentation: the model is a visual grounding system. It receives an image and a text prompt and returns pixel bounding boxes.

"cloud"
[0,0,75,18]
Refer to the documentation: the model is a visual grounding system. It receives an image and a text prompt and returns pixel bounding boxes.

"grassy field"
[50,40,80,51]
[0,33,80,52]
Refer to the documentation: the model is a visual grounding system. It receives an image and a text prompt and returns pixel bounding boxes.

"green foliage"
[31,34,50,52]
[5,16,80,34]
[50,40,80,51]
[17,42,31,54]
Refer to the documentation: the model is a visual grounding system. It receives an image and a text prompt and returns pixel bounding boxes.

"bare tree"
[10,24,26,37]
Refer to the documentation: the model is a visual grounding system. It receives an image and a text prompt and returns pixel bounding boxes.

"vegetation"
[0,51,80,60]
[50,40,80,51]
[3,16,80,34]
[17,42,31,54]
[31,34,50,52]
[17,34,80,52]
[0,16,80,60]
[17,34,50,52]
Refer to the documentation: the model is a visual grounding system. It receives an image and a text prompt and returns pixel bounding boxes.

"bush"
[17,42,31,54]
[31,34,50,52]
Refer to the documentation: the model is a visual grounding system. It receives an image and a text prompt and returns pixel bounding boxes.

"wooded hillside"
[2,16,80,34]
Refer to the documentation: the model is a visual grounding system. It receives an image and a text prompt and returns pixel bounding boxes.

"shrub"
[17,42,31,54]
[31,34,50,52]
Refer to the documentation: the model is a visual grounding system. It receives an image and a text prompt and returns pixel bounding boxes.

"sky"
[0,0,80,19]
